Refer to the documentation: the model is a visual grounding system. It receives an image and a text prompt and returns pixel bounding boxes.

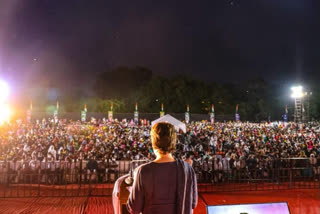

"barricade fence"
[0,158,319,197]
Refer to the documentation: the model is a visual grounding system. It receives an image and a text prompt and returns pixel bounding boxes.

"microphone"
[125,166,134,185]
[124,158,151,185]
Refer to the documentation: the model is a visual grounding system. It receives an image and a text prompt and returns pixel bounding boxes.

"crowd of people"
[1,118,320,183]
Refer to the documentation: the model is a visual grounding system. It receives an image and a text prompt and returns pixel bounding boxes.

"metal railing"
[197,167,320,192]
[0,159,319,197]
[0,159,147,198]
[0,172,114,198]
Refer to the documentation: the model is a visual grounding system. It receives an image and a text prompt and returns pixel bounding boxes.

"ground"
[0,189,318,214]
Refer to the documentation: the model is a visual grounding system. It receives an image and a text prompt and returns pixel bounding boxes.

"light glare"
[291,86,304,99]
[0,80,9,102]
[0,104,11,124]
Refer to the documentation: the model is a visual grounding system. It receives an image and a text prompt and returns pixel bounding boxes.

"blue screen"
[207,202,290,214]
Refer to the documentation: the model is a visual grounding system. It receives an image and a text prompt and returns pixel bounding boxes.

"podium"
[119,178,131,214]
[113,174,132,214]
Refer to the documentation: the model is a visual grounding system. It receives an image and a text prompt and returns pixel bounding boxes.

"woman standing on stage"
[127,122,198,214]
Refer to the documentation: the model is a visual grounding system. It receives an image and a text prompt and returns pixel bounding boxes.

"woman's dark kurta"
[127,160,198,214]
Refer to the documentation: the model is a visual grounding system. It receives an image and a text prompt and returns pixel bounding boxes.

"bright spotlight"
[0,104,11,124]
[0,80,9,102]
[291,86,304,99]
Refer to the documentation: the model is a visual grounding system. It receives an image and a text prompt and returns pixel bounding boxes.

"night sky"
[1,0,320,95]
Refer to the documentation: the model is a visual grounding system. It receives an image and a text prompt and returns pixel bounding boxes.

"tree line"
[22,66,320,122]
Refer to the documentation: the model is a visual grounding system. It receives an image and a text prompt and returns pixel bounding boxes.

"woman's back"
[129,161,177,214]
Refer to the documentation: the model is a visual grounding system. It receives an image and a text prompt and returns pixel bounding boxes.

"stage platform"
[0,189,318,213]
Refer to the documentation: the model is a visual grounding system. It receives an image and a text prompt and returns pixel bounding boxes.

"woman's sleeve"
[127,166,144,214]
[191,167,198,209]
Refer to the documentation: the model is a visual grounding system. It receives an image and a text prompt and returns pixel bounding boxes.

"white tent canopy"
[151,114,186,133]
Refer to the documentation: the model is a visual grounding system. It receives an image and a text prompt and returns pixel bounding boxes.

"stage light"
[0,80,9,102]
[0,104,11,124]
[291,86,304,99]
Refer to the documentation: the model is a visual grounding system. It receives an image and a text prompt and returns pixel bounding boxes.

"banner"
[27,100,32,123]
[210,104,215,124]
[283,105,288,122]
[185,112,190,124]
[26,110,32,123]
[53,101,59,124]
[108,111,113,121]
[235,104,240,121]
[134,102,139,124]
[235,113,240,121]
[134,111,139,124]
[210,112,215,124]
[185,104,190,123]
[81,110,86,122]
[53,110,58,123]
[160,103,165,117]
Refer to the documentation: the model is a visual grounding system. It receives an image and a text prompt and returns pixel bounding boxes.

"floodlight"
[0,104,11,124]
[0,80,9,102]
[291,86,304,99]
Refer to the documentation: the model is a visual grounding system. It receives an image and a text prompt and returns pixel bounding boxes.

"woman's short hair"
[150,122,176,154]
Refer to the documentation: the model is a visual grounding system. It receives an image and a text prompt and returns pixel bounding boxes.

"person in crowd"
[213,157,223,182]
[309,153,318,180]
[201,157,210,182]
[184,152,194,166]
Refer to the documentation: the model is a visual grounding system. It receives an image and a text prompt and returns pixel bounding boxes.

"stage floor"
[0,189,318,213]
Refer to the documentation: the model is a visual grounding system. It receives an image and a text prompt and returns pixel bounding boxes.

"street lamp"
[291,86,304,123]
